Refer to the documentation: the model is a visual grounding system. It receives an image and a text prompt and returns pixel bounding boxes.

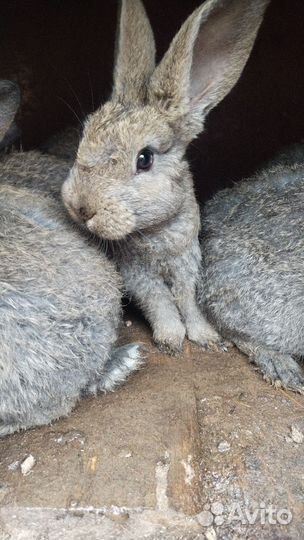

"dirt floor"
[0,315,303,540]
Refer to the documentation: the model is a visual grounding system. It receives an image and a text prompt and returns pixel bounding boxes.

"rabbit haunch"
[199,150,304,393]
[62,0,269,353]
[0,80,141,437]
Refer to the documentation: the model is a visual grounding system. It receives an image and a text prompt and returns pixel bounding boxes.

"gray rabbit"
[0,80,141,437]
[0,80,20,150]
[62,0,270,353]
[198,149,304,393]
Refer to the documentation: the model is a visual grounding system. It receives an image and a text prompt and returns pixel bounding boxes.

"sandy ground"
[0,316,303,540]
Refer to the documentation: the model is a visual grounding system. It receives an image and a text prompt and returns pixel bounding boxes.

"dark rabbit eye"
[136,147,154,172]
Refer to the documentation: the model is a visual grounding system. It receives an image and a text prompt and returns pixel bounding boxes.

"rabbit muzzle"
[85,201,136,240]
[62,175,136,240]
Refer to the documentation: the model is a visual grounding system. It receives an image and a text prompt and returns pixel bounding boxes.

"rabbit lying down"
[62,0,270,354]
[199,148,304,393]
[0,81,142,437]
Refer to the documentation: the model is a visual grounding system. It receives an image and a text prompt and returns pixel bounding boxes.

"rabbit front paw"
[186,317,226,351]
[153,319,186,355]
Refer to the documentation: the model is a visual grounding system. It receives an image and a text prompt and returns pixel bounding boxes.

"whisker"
[115,239,127,260]
[60,75,86,120]
[136,230,150,244]
[87,70,95,112]
[58,96,84,128]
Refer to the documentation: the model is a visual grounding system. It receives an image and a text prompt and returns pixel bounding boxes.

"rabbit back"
[0,150,71,198]
[0,181,122,435]
[199,161,304,358]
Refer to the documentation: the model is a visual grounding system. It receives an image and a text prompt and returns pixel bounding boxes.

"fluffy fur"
[198,149,304,393]
[0,81,142,437]
[62,0,269,353]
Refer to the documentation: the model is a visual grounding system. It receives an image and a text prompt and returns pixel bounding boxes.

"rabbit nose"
[78,206,96,223]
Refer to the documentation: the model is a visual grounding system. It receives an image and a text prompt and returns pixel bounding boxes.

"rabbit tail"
[88,344,143,394]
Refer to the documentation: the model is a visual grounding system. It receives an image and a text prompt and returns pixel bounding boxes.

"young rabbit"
[62,0,270,353]
[198,149,304,393]
[0,81,141,437]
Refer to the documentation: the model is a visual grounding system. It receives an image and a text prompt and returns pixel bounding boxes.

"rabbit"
[39,125,82,162]
[1,145,73,200]
[61,0,270,354]
[0,79,21,150]
[264,142,304,168]
[0,80,142,437]
[198,146,304,393]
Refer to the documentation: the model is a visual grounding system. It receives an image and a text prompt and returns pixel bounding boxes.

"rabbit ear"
[0,80,20,144]
[112,0,156,104]
[149,0,269,139]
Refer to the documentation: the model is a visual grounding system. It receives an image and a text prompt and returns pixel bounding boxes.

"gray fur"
[198,148,304,393]
[0,150,71,198]
[0,81,142,437]
[39,125,82,162]
[62,0,269,353]
[0,80,20,149]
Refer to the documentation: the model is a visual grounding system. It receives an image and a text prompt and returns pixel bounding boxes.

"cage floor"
[0,315,303,539]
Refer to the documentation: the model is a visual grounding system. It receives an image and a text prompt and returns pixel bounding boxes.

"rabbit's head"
[0,80,20,149]
[62,0,269,240]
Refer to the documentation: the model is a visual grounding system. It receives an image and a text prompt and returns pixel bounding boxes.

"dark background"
[0,0,303,201]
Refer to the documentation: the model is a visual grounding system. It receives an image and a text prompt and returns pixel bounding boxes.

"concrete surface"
[0,317,303,540]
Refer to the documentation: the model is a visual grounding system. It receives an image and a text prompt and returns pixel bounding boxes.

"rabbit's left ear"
[149,0,270,140]
[112,0,156,104]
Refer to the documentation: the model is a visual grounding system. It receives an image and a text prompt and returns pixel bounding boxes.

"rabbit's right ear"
[0,80,20,145]
[112,0,156,104]
[149,0,270,141]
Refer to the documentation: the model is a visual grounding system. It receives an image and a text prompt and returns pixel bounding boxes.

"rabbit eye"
[136,147,154,172]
